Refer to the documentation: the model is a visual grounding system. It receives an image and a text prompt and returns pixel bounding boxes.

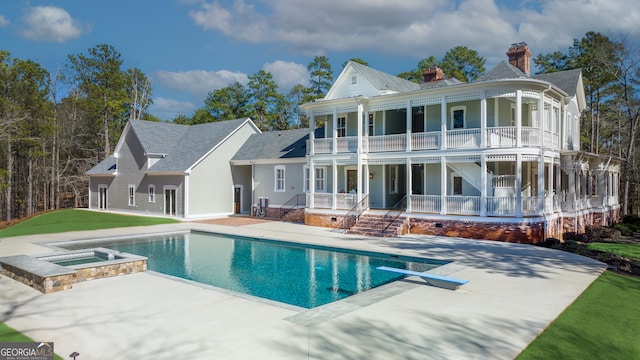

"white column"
[356,103,364,204]
[406,158,412,213]
[365,162,370,196]
[516,154,523,217]
[332,107,338,154]
[538,151,545,213]
[331,159,337,210]
[480,92,487,147]
[568,164,576,210]
[480,155,487,216]
[184,173,190,219]
[309,111,315,155]
[440,96,447,149]
[406,101,412,152]
[440,156,447,215]
[309,159,315,209]
[516,90,522,147]
[538,94,545,148]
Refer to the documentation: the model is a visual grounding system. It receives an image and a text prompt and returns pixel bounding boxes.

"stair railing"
[336,194,370,232]
[378,195,407,235]
[279,193,306,218]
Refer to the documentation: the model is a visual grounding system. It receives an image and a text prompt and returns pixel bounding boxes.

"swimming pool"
[52,231,447,308]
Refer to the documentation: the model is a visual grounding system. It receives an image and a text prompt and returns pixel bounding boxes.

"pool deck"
[0,220,605,359]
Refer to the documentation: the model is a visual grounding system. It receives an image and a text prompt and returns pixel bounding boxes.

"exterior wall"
[95,130,186,217]
[141,175,185,217]
[368,165,384,208]
[253,162,306,207]
[231,165,252,214]
[189,122,258,218]
[88,176,114,209]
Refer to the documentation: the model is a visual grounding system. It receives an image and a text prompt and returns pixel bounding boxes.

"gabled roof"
[148,118,254,172]
[86,156,117,175]
[532,68,582,97]
[323,61,420,100]
[349,61,421,94]
[232,127,324,162]
[88,118,258,175]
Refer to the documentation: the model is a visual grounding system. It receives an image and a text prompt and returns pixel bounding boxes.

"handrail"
[279,193,306,218]
[335,194,369,232]
[378,195,407,235]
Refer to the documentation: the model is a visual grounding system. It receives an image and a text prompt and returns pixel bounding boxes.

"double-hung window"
[337,116,346,137]
[275,165,286,192]
[304,166,326,192]
[148,185,155,203]
[128,185,135,206]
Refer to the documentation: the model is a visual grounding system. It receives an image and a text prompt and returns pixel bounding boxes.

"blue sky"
[1,0,638,120]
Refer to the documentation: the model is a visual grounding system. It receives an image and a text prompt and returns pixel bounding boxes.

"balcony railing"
[310,126,560,154]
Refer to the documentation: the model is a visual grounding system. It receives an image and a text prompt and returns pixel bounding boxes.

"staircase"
[347,213,408,237]
[447,162,492,193]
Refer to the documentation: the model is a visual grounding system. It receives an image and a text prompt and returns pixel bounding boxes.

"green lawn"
[517,271,640,359]
[0,322,64,360]
[0,209,179,238]
[588,242,640,260]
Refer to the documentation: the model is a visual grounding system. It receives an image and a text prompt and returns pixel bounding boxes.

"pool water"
[59,231,446,308]
[52,256,107,267]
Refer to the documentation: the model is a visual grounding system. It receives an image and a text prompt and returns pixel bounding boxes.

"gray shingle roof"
[232,127,323,161]
[349,61,421,94]
[532,68,582,96]
[148,118,250,172]
[476,61,528,82]
[86,156,117,175]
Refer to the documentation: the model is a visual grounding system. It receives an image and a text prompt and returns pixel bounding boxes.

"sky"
[1,0,639,121]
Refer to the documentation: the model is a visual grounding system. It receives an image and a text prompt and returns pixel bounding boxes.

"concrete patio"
[0,220,605,359]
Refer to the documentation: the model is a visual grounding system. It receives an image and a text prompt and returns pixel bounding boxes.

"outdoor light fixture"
[369,173,374,179]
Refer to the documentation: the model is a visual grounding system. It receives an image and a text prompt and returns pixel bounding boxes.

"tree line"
[0,31,639,222]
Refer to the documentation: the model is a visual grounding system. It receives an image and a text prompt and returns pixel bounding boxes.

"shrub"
[623,214,640,226]
[545,238,561,247]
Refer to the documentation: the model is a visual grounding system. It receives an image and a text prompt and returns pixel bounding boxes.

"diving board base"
[376,266,469,290]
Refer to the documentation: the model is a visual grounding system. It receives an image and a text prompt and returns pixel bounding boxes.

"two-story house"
[301,43,620,242]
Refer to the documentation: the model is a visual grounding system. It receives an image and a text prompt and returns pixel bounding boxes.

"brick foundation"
[305,206,621,244]
[409,218,544,243]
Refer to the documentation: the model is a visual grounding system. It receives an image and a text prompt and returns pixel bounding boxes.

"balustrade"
[410,195,441,213]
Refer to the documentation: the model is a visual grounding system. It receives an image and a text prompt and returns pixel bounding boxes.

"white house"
[300,43,621,242]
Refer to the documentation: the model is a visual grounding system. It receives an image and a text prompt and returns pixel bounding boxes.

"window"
[351,75,357,84]
[368,113,375,136]
[389,165,399,194]
[453,176,462,195]
[304,166,326,192]
[148,185,155,203]
[128,185,135,206]
[510,104,516,126]
[451,106,465,129]
[315,167,326,192]
[337,116,346,137]
[275,165,286,192]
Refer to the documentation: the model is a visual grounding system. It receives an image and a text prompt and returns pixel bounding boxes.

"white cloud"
[0,14,10,27]
[188,0,640,62]
[149,97,196,120]
[21,6,86,42]
[263,60,309,91]
[152,69,249,102]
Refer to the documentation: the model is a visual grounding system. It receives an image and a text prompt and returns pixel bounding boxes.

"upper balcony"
[309,125,560,154]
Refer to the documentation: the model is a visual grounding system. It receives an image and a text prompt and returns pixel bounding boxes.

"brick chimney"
[507,42,532,76]
[423,66,445,83]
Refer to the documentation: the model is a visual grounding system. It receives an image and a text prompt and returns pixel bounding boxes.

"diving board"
[376,266,469,290]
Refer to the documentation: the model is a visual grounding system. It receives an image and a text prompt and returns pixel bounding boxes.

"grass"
[0,209,179,238]
[0,322,64,360]
[517,271,640,359]
[588,242,640,260]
